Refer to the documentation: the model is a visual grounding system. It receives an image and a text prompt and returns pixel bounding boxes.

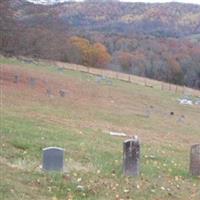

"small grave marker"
[29,77,36,88]
[14,74,20,84]
[59,89,67,97]
[190,144,200,176]
[57,67,64,73]
[42,147,64,171]
[123,136,140,176]
[95,75,112,85]
[46,88,52,97]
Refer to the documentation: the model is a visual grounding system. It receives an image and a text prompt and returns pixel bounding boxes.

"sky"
[26,0,200,5]
[121,0,200,4]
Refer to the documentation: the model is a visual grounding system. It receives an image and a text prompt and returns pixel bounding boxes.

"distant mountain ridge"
[12,0,200,37]
[26,0,80,4]
[25,0,200,5]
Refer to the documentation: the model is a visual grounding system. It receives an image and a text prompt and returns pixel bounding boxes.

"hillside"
[11,0,200,37]
[0,56,200,199]
[0,0,200,89]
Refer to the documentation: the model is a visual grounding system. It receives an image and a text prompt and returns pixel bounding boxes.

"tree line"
[0,0,200,89]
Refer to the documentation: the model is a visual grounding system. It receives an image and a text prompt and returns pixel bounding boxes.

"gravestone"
[42,147,64,171]
[46,88,52,97]
[123,136,140,176]
[57,67,64,72]
[29,77,36,88]
[59,89,67,97]
[190,144,200,176]
[14,74,20,84]
[177,115,185,123]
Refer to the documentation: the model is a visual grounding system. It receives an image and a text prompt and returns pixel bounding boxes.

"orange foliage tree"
[166,56,183,84]
[91,42,111,68]
[68,36,111,68]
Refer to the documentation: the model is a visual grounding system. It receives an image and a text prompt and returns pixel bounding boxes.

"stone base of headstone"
[190,144,200,176]
[123,136,140,176]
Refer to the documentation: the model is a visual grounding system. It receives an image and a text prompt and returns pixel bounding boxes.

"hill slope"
[1,56,200,199]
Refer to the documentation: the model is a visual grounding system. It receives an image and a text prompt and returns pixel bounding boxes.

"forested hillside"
[0,0,200,88]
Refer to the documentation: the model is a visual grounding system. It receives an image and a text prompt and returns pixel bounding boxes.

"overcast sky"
[120,0,200,4]
[27,0,200,5]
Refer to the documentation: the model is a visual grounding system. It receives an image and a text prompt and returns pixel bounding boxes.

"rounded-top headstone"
[42,147,65,172]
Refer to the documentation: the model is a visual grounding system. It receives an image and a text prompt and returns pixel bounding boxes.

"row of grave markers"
[42,137,200,177]
[14,74,68,97]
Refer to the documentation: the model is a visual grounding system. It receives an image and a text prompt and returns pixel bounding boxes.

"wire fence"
[6,56,199,97]
[54,61,200,97]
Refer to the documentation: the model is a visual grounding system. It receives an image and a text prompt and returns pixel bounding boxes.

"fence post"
[168,83,171,91]
[128,75,131,82]
[182,85,185,94]
[175,85,178,93]
[161,82,164,90]
[116,72,118,79]
[144,78,147,86]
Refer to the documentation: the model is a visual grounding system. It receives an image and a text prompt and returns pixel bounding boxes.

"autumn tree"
[116,52,133,71]
[68,36,92,65]
[68,36,111,68]
[165,56,183,84]
[90,43,111,68]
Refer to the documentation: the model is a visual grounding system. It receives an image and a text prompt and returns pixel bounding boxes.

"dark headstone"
[59,89,67,97]
[42,147,64,172]
[46,88,52,97]
[14,75,20,84]
[123,136,140,176]
[190,144,200,176]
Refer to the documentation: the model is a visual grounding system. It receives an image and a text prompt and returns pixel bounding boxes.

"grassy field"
[0,56,200,200]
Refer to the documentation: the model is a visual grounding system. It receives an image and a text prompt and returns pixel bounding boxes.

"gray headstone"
[42,147,64,171]
[57,67,64,73]
[123,136,140,176]
[190,144,200,176]
[29,77,36,88]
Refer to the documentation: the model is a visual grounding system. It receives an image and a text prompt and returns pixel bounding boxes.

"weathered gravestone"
[123,136,140,176]
[29,77,36,88]
[42,147,64,171]
[57,67,64,73]
[14,74,20,84]
[46,88,52,97]
[190,144,200,176]
[59,89,67,97]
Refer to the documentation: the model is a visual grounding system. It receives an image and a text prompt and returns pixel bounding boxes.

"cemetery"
[0,56,200,200]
